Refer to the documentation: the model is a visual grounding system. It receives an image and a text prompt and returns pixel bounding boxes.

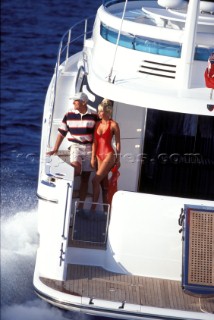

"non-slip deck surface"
[41,264,214,314]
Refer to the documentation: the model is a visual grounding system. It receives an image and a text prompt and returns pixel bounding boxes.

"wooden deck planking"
[40,264,214,314]
[174,280,190,311]
[155,278,165,308]
[168,280,178,309]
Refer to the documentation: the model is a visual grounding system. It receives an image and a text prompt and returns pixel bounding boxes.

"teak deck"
[41,264,214,313]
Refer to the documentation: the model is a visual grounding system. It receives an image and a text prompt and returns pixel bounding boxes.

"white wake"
[1,210,87,320]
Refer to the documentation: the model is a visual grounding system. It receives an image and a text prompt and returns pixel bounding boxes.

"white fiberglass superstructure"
[33,1,214,319]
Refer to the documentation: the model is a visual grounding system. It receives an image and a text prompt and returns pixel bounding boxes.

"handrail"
[54,15,95,91]
[48,16,95,147]
[66,29,71,61]
[59,242,65,266]
[61,182,72,238]
[103,0,136,8]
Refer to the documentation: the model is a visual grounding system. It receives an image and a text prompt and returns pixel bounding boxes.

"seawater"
[1,1,103,319]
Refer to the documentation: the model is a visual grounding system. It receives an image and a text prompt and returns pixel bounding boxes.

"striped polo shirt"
[58,108,98,144]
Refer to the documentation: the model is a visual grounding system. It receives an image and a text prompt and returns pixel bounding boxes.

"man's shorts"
[69,142,93,172]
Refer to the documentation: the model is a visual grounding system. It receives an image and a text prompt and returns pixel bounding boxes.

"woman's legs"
[101,176,108,210]
[91,153,115,211]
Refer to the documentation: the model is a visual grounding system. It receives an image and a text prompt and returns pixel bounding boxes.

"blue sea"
[0,1,111,319]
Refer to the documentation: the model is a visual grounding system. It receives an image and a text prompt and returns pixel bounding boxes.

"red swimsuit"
[95,121,114,161]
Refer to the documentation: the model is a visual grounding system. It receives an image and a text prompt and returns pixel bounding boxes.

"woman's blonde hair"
[98,99,113,118]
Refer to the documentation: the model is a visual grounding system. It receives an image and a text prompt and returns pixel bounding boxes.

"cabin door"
[113,102,146,192]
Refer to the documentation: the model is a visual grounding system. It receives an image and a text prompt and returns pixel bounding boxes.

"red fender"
[107,165,120,205]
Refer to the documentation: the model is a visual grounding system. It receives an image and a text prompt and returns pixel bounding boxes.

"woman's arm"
[91,124,98,168]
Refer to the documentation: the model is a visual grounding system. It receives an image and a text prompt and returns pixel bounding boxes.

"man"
[47,92,98,206]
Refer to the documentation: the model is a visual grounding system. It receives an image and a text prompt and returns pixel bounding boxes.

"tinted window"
[139,110,214,200]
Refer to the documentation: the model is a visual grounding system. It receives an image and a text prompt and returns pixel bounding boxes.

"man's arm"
[46,133,64,156]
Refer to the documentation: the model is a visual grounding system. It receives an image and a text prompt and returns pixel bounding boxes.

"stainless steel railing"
[48,16,95,147]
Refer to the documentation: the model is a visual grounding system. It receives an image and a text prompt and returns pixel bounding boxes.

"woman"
[91,99,121,211]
